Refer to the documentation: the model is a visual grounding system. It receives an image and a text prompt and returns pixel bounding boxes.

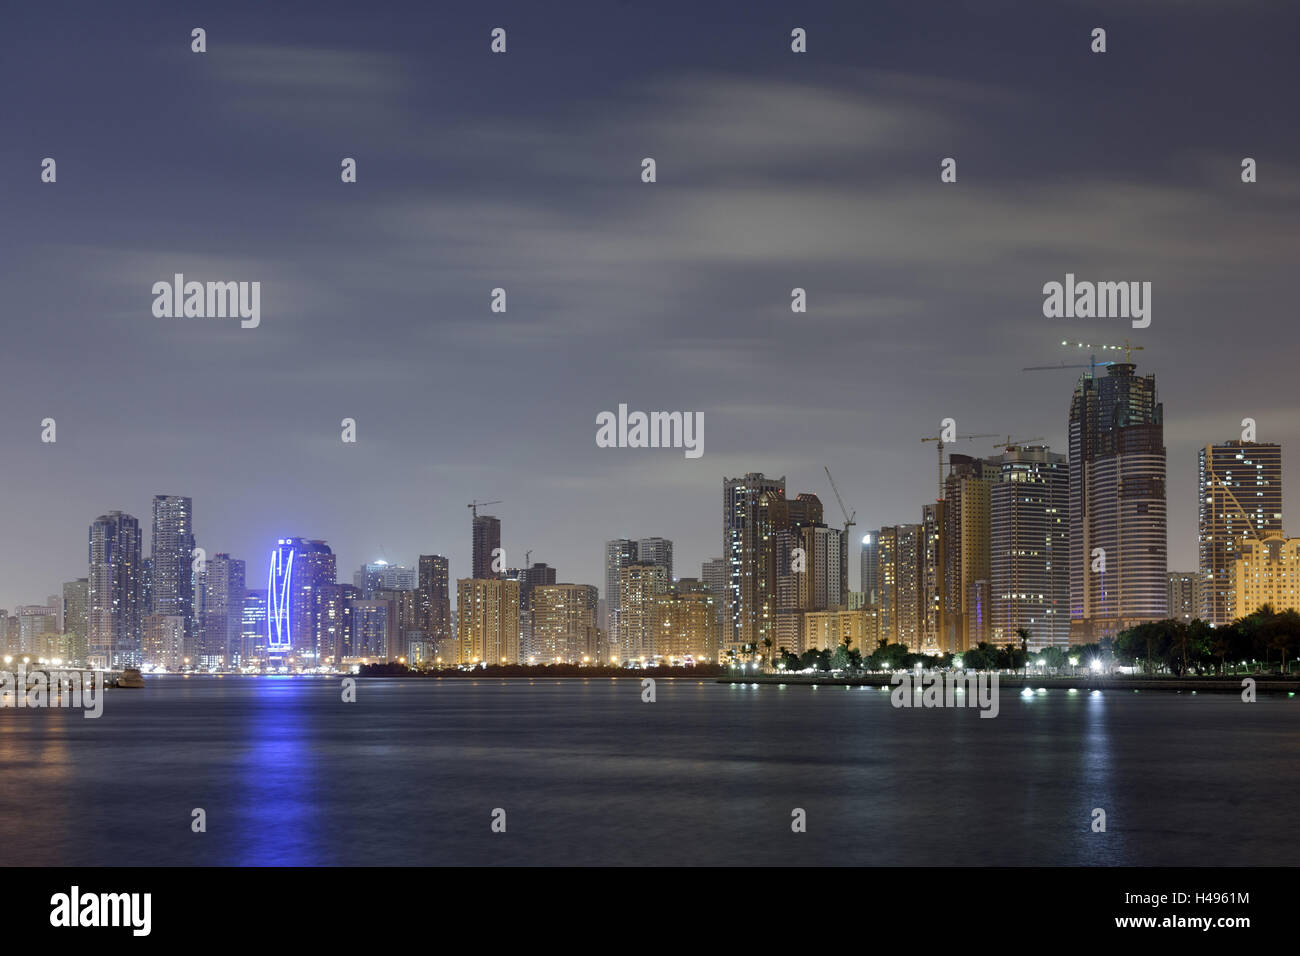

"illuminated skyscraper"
[877,524,921,649]
[88,511,144,668]
[1069,363,1168,641]
[619,563,669,661]
[267,537,336,665]
[637,538,674,581]
[417,554,452,655]
[1233,536,1300,615]
[859,533,879,606]
[990,445,1069,650]
[242,589,267,666]
[604,539,639,653]
[201,553,245,667]
[456,578,520,664]
[943,454,998,652]
[62,578,89,666]
[530,583,598,662]
[1167,571,1199,623]
[150,495,196,644]
[1198,441,1282,624]
[353,561,416,597]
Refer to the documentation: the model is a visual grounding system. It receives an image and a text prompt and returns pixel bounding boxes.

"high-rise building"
[143,614,186,670]
[315,582,359,663]
[472,514,502,580]
[990,445,1069,651]
[530,583,598,663]
[724,473,787,657]
[618,563,669,661]
[943,454,998,652]
[456,578,521,664]
[62,578,89,665]
[374,586,418,662]
[859,533,879,606]
[877,524,921,649]
[1233,536,1300,616]
[1069,362,1168,641]
[17,603,60,655]
[1198,441,1283,625]
[266,537,336,666]
[417,554,452,655]
[604,539,639,653]
[920,501,947,653]
[353,561,417,597]
[651,580,717,661]
[637,538,674,581]
[700,557,727,634]
[150,495,196,644]
[352,599,396,659]
[201,553,245,667]
[516,562,557,661]
[242,589,267,666]
[1167,571,1200,623]
[88,511,144,668]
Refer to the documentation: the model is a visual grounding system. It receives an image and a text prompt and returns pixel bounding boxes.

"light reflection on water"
[0,676,1293,866]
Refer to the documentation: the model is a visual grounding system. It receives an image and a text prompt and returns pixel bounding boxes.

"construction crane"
[994,435,1045,453]
[823,466,856,538]
[920,432,999,500]
[1024,339,1143,377]
[467,499,502,519]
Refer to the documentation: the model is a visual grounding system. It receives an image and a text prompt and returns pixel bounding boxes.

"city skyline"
[4,3,1300,616]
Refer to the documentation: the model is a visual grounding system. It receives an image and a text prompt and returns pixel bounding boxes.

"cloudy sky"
[2,0,1298,610]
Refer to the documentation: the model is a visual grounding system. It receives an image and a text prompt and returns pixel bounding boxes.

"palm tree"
[762,637,773,670]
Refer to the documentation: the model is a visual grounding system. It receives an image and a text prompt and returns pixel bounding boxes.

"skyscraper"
[472,514,502,580]
[202,553,246,666]
[723,473,787,658]
[516,562,557,661]
[604,539,639,654]
[618,562,669,661]
[1198,441,1283,625]
[315,582,359,663]
[62,578,89,665]
[417,554,452,655]
[150,495,196,645]
[1167,571,1200,623]
[267,537,336,665]
[990,445,1069,650]
[877,524,921,649]
[242,589,267,666]
[637,538,674,581]
[1069,362,1168,641]
[920,501,947,653]
[530,583,598,662]
[353,561,417,597]
[859,533,879,606]
[88,511,144,668]
[456,578,521,664]
[943,454,998,652]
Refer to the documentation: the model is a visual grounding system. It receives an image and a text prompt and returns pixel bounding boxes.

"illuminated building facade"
[1198,441,1282,625]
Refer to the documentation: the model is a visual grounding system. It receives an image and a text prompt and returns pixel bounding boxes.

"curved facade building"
[1069,364,1168,641]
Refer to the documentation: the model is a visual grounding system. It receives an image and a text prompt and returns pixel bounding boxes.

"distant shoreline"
[718,673,1300,694]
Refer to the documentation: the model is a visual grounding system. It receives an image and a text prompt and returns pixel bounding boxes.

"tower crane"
[920,432,999,501]
[467,499,502,519]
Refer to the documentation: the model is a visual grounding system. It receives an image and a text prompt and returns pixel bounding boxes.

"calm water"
[0,676,1295,866]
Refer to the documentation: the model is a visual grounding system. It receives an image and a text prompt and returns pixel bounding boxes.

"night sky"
[3,0,1298,610]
